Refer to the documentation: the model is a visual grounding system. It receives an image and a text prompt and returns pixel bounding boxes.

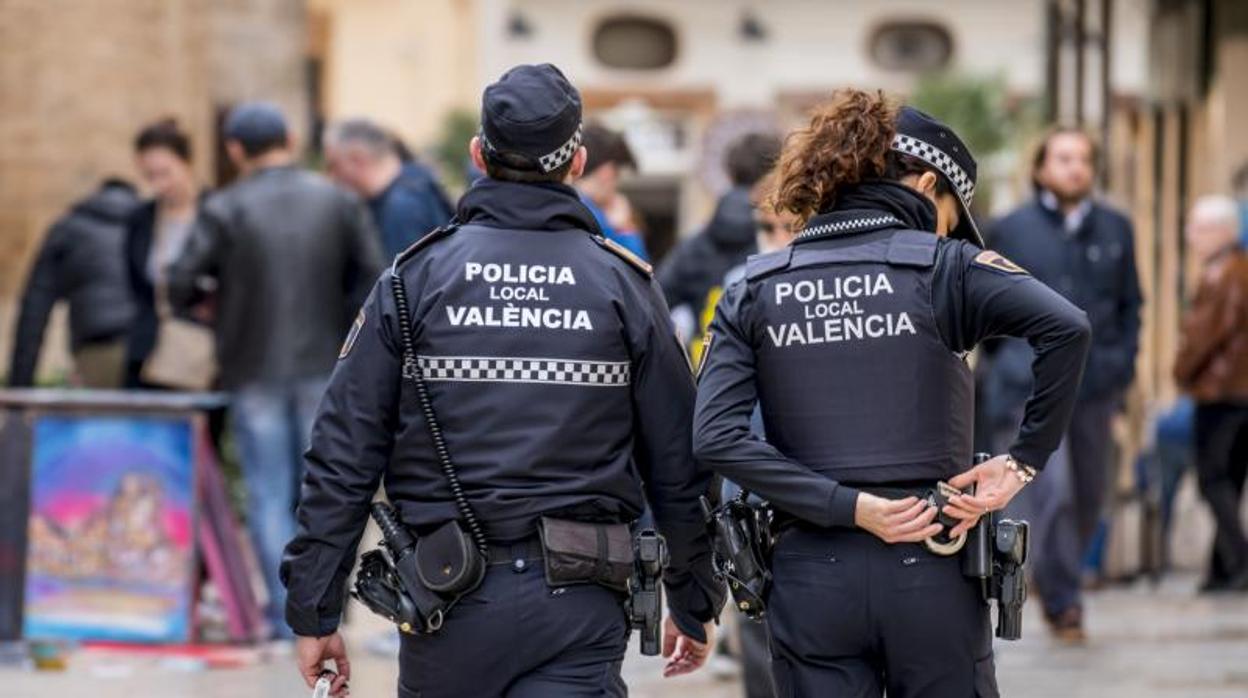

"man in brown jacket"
[1174,195,1248,592]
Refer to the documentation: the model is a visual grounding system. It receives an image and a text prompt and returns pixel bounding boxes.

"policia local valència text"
[767,271,916,348]
[445,262,593,331]
[444,261,915,346]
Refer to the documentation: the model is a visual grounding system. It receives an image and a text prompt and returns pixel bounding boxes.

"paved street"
[3,574,1246,697]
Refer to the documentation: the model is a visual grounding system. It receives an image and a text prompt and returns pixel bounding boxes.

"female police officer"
[693,90,1091,696]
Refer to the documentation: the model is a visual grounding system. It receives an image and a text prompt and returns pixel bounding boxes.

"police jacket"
[166,165,383,389]
[693,182,1092,528]
[9,181,139,386]
[282,177,724,639]
[984,197,1141,411]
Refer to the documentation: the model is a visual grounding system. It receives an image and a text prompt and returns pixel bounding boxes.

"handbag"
[141,286,216,390]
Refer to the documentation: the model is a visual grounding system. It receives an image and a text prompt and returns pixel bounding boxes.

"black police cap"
[891,107,984,247]
[479,63,583,174]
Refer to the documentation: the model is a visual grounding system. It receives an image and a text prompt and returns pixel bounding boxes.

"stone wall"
[0,0,308,381]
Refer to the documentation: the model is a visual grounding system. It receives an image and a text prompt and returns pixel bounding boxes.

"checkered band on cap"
[891,134,976,207]
[538,124,583,173]
[419,355,629,387]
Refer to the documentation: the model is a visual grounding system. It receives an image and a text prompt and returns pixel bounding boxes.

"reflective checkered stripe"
[418,356,630,387]
[797,215,901,240]
[891,134,976,207]
[539,124,583,172]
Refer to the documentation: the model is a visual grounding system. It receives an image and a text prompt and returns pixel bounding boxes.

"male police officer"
[282,64,723,698]
[693,94,1092,696]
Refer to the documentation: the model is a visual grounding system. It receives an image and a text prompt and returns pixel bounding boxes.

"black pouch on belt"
[538,517,634,592]
[415,520,487,595]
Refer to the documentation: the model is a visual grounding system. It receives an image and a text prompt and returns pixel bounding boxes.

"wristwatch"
[1004,455,1037,485]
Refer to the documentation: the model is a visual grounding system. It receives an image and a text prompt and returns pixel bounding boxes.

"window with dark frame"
[592,16,678,70]
[867,20,954,72]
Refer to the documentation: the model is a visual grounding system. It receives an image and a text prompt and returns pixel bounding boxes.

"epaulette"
[746,247,794,281]
[390,221,460,275]
[592,235,652,276]
[884,230,938,267]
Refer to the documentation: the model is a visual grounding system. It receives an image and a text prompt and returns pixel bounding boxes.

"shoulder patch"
[339,308,365,359]
[593,235,652,276]
[973,250,1029,275]
[391,221,460,273]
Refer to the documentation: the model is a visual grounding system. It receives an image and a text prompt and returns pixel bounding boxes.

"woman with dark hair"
[693,89,1092,696]
[125,118,212,388]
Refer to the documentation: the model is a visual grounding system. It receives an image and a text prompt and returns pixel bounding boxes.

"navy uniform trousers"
[765,527,1000,698]
[397,543,628,698]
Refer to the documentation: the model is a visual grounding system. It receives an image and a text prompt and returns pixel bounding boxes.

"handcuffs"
[922,455,1035,557]
[923,481,971,556]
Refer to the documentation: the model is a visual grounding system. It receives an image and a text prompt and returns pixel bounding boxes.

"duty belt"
[486,537,544,566]
[855,481,970,556]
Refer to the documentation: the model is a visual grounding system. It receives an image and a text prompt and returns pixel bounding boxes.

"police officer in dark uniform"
[282,64,724,697]
[693,90,1092,696]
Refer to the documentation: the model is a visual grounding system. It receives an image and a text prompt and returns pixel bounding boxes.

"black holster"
[959,455,1030,641]
[624,529,667,656]
[701,493,775,622]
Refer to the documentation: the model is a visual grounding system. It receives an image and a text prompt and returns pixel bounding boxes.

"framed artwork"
[23,414,197,643]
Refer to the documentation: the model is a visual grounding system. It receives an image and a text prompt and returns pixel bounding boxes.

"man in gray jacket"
[167,102,383,638]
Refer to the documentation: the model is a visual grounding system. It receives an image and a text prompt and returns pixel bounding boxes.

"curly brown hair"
[767,89,899,228]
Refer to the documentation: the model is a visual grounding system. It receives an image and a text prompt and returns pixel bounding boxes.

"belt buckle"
[923,481,968,556]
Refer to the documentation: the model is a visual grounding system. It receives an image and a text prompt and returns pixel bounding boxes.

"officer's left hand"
[942,455,1028,537]
[661,615,715,678]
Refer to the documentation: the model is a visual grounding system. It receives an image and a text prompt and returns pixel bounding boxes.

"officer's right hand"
[295,632,351,697]
[853,494,943,544]
[661,615,715,677]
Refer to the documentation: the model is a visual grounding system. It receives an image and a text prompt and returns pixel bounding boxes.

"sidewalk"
[2,574,1245,697]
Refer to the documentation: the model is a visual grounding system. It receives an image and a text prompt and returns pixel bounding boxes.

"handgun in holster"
[959,453,1030,641]
[701,493,774,622]
[624,529,667,656]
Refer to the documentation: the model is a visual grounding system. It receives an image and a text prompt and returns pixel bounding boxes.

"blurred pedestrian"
[124,118,214,389]
[659,132,780,346]
[1234,161,1248,246]
[982,126,1142,642]
[8,178,139,388]
[167,101,384,639]
[575,123,649,259]
[1173,195,1248,593]
[324,118,453,258]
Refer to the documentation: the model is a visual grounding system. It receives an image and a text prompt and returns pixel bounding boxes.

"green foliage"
[434,109,481,193]
[909,72,1014,158]
[909,72,1045,212]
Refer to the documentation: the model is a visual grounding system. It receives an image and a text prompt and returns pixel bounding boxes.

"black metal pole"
[1045,0,1062,123]
[1075,0,1087,124]
[1101,0,1113,190]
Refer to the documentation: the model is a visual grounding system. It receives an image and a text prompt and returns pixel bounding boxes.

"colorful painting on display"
[23,415,196,643]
